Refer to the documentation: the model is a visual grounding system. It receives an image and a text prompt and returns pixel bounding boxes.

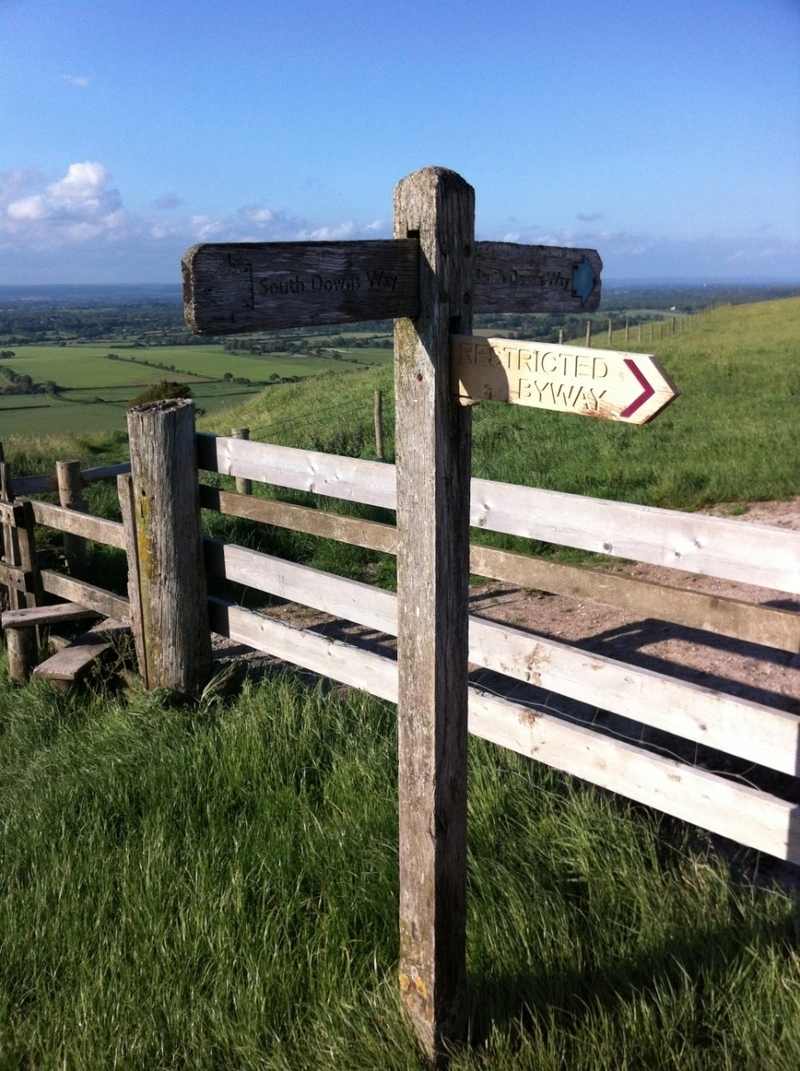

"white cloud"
[240,206,275,226]
[295,221,356,241]
[62,74,90,88]
[2,162,123,246]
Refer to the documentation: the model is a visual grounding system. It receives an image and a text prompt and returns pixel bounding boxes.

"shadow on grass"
[464,897,800,1055]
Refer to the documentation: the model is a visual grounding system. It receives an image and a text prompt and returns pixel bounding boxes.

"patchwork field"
[0,340,393,437]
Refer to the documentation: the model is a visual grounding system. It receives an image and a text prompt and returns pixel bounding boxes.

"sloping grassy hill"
[202,297,800,511]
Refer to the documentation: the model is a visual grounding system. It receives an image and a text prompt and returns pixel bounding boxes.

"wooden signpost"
[182,166,673,1064]
[452,337,678,423]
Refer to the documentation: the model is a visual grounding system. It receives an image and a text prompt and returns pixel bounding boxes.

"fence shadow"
[463,893,800,1054]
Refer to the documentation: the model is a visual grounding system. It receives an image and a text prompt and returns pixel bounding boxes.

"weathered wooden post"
[585,320,592,347]
[180,172,604,1063]
[373,390,385,460]
[56,459,88,578]
[231,428,252,494]
[126,398,212,697]
[393,167,474,1061]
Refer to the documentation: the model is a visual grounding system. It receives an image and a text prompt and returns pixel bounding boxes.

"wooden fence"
[5,421,796,865]
[1,414,799,1060]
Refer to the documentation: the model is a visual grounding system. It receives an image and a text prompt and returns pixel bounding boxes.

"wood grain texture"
[127,399,212,696]
[30,500,126,549]
[56,459,88,578]
[1,603,98,630]
[183,239,419,334]
[40,569,129,621]
[206,538,800,776]
[473,242,602,313]
[117,473,148,684]
[393,167,474,1057]
[452,337,678,424]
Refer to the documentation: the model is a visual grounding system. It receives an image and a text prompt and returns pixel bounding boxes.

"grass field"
[1,671,798,1070]
[1,298,799,1067]
[0,340,392,438]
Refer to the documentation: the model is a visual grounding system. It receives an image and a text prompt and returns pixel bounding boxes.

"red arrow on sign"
[620,358,656,419]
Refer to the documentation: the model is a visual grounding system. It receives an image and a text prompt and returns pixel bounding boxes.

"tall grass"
[1,661,798,1068]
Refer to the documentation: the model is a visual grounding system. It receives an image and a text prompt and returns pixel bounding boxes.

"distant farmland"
[0,339,392,437]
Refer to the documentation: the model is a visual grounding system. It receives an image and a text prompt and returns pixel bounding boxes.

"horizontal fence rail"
[9,461,131,498]
[207,596,800,865]
[197,434,800,594]
[199,484,800,653]
[204,538,800,778]
[29,501,126,550]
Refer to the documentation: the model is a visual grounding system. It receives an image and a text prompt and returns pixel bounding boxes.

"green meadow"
[1,298,799,1068]
[0,340,392,437]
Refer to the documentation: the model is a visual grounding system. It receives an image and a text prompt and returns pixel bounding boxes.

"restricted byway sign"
[451,336,679,424]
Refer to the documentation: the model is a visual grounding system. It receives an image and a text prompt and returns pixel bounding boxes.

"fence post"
[607,317,613,344]
[558,328,564,344]
[231,428,252,495]
[126,398,212,697]
[373,390,385,460]
[56,459,88,578]
[393,166,474,1062]
[585,320,592,347]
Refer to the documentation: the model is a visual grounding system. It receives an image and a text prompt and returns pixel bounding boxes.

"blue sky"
[1,0,798,285]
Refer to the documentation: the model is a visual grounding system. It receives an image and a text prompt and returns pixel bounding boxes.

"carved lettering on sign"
[452,336,678,424]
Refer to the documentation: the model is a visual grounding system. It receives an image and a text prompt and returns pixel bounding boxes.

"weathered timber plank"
[204,538,397,634]
[207,598,800,864]
[9,462,131,499]
[198,485,398,554]
[30,500,126,549]
[393,167,473,1057]
[468,544,800,654]
[200,485,800,652]
[8,473,58,496]
[208,540,800,775]
[127,399,212,696]
[473,242,602,314]
[40,570,129,621]
[470,479,800,594]
[195,434,396,509]
[117,473,148,685]
[468,690,800,866]
[0,562,33,592]
[207,597,397,702]
[31,619,129,688]
[468,615,800,778]
[451,336,677,424]
[196,437,800,593]
[80,462,131,485]
[183,239,419,335]
[1,603,98,630]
